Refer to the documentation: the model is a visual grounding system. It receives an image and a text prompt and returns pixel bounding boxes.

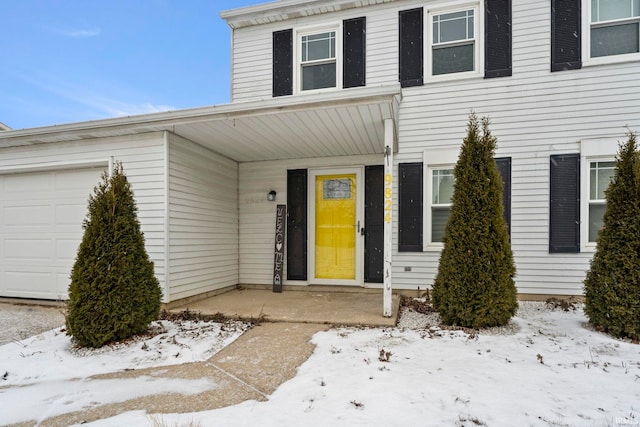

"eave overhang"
[0,84,401,163]
[221,0,396,29]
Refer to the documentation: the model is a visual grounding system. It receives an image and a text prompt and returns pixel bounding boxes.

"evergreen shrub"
[431,113,517,328]
[66,163,162,348]
[584,132,640,341]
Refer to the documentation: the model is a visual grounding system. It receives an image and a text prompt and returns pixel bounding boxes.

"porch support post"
[383,118,394,317]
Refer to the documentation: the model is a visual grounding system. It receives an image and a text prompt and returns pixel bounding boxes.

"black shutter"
[273,29,293,97]
[344,17,366,88]
[399,163,423,252]
[364,165,384,283]
[549,154,580,253]
[495,157,512,234]
[551,0,582,72]
[485,0,512,78]
[399,8,423,88]
[287,169,307,280]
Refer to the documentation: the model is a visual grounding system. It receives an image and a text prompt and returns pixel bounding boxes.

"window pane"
[433,43,474,75]
[432,169,454,204]
[432,206,451,242]
[590,161,615,200]
[323,179,351,199]
[589,203,606,242]
[433,10,474,43]
[302,62,336,90]
[591,23,640,57]
[592,0,638,22]
[302,32,335,62]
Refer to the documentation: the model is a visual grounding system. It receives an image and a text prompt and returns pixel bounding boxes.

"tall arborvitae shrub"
[584,132,640,341]
[432,114,517,328]
[66,163,162,348]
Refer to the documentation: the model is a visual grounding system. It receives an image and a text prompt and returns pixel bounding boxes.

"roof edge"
[0,84,401,143]
[221,0,395,29]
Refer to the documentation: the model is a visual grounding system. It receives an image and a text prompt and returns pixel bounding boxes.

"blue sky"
[0,0,262,130]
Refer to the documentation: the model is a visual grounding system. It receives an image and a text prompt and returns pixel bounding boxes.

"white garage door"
[0,166,105,300]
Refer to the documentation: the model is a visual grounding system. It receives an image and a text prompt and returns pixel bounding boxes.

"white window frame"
[294,24,342,94]
[582,0,640,66]
[580,138,618,250]
[423,147,460,250]
[425,0,483,81]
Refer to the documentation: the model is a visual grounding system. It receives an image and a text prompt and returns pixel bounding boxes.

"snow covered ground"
[1,302,639,426]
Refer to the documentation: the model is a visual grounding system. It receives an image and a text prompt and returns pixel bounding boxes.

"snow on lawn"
[0,319,249,425]
[83,302,640,427]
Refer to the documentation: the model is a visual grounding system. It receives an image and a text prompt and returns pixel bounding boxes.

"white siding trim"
[163,131,171,302]
[0,159,109,174]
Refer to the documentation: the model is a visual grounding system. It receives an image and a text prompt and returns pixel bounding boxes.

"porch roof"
[0,84,400,163]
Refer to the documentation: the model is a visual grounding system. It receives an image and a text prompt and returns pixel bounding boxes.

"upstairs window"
[273,18,365,97]
[399,1,510,84]
[590,0,640,58]
[300,31,337,91]
[426,3,481,79]
[588,160,615,242]
[431,9,476,75]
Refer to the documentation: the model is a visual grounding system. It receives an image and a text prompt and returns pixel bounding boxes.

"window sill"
[295,86,341,96]
[424,70,483,85]
[582,52,640,68]
[424,244,444,252]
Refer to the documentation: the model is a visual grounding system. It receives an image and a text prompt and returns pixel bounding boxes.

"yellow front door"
[315,173,356,280]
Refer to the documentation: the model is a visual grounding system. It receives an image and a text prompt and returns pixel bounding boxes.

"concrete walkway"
[5,288,400,426]
[25,322,328,427]
[170,287,400,327]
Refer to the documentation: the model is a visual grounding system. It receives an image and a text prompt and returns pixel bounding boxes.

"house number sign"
[384,173,393,223]
[272,204,287,293]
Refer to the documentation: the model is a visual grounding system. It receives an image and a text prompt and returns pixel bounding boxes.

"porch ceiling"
[0,85,401,163]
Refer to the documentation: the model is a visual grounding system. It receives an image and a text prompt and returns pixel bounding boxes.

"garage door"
[0,166,105,300]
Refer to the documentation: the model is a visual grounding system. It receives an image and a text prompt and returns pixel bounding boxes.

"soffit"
[0,85,401,163]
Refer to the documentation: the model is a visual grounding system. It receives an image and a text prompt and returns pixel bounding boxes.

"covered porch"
[0,84,401,317]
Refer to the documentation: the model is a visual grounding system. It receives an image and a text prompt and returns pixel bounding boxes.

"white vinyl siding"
[228,0,640,296]
[0,133,168,299]
[391,0,640,295]
[167,134,239,301]
[230,3,403,102]
[231,24,274,101]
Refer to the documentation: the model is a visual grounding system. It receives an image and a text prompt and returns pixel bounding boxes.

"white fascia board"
[0,84,401,144]
[221,0,396,29]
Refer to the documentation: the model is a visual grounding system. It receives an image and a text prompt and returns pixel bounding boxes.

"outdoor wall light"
[267,190,277,201]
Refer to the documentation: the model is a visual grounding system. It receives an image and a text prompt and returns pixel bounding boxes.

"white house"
[0,0,638,305]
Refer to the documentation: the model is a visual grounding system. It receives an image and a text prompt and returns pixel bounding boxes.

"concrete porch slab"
[170,287,400,327]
